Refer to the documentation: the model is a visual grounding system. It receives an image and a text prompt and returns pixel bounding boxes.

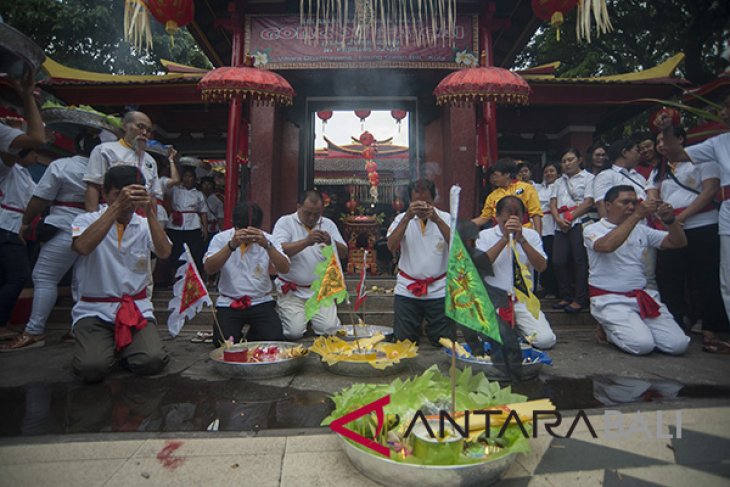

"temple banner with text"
[244,15,478,70]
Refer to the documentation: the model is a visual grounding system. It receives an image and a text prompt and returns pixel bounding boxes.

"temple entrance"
[307,104,417,275]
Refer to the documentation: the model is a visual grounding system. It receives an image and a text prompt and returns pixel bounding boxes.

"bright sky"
[314,110,410,150]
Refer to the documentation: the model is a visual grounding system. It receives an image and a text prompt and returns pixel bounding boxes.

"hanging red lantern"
[365,160,378,173]
[316,110,333,133]
[648,107,681,134]
[354,109,371,121]
[143,0,195,36]
[531,0,579,40]
[359,131,375,147]
[362,147,376,160]
[391,109,407,133]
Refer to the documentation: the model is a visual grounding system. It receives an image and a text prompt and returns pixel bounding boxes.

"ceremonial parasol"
[197,57,295,228]
[198,63,295,106]
[434,52,531,168]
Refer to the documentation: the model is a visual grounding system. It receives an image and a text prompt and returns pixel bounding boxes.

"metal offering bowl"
[338,436,515,487]
[337,324,394,341]
[444,343,549,381]
[209,341,307,380]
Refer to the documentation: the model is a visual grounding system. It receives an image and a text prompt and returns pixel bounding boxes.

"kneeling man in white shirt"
[583,185,689,355]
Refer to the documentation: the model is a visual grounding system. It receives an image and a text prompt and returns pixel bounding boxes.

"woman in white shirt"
[648,127,728,344]
[534,162,560,298]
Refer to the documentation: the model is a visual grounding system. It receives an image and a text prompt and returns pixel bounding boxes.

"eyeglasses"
[133,123,152,133]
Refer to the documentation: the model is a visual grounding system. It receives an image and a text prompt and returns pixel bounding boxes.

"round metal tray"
[444,344,548,381]
[324,355,413,377]
[0,23,45,76]
[209,341,306,380]
[337,324,393,341]
[339,435,515,487]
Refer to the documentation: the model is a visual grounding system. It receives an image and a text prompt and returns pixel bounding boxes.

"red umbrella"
[198,65,295,106]
[433,66,531,107]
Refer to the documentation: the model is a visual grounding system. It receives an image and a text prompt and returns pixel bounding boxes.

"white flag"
[167,244,213,337]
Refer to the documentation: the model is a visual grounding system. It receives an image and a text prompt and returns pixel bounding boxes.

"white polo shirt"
[583,219,667,292]
[0,124,24,153]
[84,140,161,198]
[156,203,169,227]
[205,228,288,308]
[535,182,555,236]
[33,155,87,230]
[475,226,545,293]
[272,212,346,299]
[387,209,451,299]
[646,162,720,230]
[71,208,164,325]
[166,186,205,231]
[593,165,647,203]
[0,163,36,234]
[686,133,730,235]
[206,193,224,233]
[551,170,595,227]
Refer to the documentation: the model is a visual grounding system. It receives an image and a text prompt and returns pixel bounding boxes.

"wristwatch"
[517,236,527,244]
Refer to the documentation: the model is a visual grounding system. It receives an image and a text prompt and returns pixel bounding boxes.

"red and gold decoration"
[198,60,295,106]
[531,0,578,41]
[435,52,532,168]
[359,130,380,202]
[648,107,681,134]
[317,110,333,133]
[391,109,407,133]
[167,244,213,337]
[124,0,195,50]
[355,109,371,130]
[123,0,153,51]
[434,62,531,106]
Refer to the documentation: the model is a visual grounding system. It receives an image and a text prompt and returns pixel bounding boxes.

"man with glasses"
[272,190,347,340]
[83,111,160,211]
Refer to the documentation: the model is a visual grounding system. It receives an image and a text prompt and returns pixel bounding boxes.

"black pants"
[214,301,285,347]
[0,230,31,326]
[537,235,558,296]
[167,229,205,278]
[657,224,729,332]
[393,295,454,345]
[553,224,589,305]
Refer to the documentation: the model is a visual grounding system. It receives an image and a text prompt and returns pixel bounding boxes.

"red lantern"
[531,0,578,40]
[365,160,378,173]
[143,0,195,36]
[359,131,375,147]
[648,107,681,134]
[354,109,371,121]
[316,110,333,133]
[362,147,376,160]
[391,109,407,133]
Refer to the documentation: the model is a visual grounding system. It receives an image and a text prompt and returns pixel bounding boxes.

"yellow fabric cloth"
[479,180,543,227]
[116,223,126,250]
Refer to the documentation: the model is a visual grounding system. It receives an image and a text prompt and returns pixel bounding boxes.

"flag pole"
[448,185,461,415]
[183,244,229,350]
[508,233,516,329]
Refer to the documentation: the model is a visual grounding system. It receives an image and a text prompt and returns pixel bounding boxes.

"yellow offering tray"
[309,334,418,377]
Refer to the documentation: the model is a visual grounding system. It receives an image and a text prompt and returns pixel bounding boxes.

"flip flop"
[594,325,608,344]
[191,331,214,343]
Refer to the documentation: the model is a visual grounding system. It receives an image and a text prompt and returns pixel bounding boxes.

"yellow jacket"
[479,180,543,225]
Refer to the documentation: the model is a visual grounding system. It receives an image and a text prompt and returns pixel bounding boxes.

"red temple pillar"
[480,4,499,169]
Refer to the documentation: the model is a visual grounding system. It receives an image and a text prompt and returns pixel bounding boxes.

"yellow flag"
[511,240,541,319]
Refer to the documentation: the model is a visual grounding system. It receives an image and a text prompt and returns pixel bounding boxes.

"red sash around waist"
[278,277,310,295]
[398,270,447,297]
[589,285,660,319]
[221,294,252,310]
[52,200,85,209]
[1,203,25,214]
[672,203,717,216]
[80,290,148,351]
[171,210,198,226]
[557,205,577,222]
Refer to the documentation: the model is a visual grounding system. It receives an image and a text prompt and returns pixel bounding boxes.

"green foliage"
[515,0,730,83]
[0,0,212,74]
